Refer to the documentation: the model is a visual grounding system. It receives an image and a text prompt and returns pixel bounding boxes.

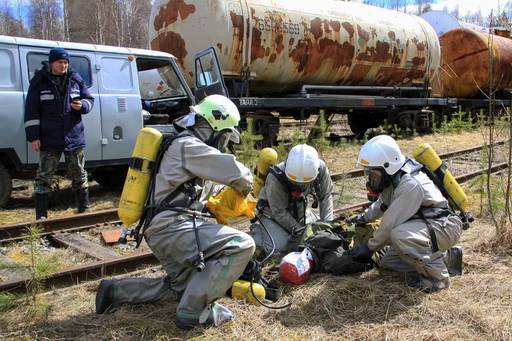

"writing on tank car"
[149,0,441,96]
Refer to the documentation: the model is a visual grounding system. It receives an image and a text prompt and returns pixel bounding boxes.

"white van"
[0,36,228,207]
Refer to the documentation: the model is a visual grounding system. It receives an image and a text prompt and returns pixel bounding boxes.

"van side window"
[27,53,92,87]
[0,49,15,87]
[100,57,133,91]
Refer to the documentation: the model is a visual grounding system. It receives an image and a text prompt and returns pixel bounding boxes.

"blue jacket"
[24,65,94,152]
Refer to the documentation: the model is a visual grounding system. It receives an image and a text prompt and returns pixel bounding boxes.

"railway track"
[0,141,509,293]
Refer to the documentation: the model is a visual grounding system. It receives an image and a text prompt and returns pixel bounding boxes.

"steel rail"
[0,209,119,241]
[280,118,346,128]
[1,161,508,293]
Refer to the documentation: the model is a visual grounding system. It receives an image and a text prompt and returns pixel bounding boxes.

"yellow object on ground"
[413,142,469,212]
[231,279,266,305]
[253,147,278,198]
[118,127,163,227]
[206,186,256,225]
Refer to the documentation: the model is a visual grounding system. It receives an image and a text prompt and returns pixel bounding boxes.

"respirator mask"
[212,129,240,153]
[364,167,391,194]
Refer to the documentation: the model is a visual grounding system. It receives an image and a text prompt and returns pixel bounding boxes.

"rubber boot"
[35,193,49,220]
[75,188,90,213]
[96,279,117,314]
[406,272,450,293]
[444,246,463,276]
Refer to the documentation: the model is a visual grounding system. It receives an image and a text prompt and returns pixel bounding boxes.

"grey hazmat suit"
[107,124,255,327]
[250,161,334,255]
[362,158,463,281]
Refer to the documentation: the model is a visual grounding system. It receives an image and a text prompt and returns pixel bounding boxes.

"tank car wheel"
[251,112,279,147]
[348,113,368,138]
[92,167,127,189]
[0,163,12,208]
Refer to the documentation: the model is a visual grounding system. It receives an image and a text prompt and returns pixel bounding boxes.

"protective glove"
[347,213,366,226]
[351,244,374,263]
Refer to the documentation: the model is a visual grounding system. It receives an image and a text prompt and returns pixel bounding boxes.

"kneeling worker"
[250,144,334,256]
[351,135,463,292]
[95,95,255,329]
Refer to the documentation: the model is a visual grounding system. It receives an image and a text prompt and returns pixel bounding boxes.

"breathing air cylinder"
[412,143,469,212]
[231,280,266,305]
[118,127,163,227]
[253,148,278,198]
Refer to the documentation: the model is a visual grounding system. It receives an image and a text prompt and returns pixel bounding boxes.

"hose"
[246,212,292,310]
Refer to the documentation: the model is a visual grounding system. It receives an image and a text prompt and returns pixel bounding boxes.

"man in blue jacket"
[24,47,94,220]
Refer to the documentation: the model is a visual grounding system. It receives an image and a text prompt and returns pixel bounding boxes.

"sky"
[431,0,506,17]
[2,0,507,22]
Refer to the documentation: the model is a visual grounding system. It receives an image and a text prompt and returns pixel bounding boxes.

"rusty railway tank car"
[150,0,440,95]
[438,28,512,99]
[149,1,454,139]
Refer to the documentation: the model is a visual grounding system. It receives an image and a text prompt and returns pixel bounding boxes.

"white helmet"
[356,135,405,175]
[285,144,320,183]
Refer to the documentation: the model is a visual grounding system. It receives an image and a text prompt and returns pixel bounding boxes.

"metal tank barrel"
[149,0,440,95]
[439,28,512,98]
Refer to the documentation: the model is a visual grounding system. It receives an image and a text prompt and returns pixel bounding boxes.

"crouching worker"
[351,135,463,292]
[95,95,255,329]
[250,144,334,257]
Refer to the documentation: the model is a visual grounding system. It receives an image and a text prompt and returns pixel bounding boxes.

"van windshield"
[137,58,187,100]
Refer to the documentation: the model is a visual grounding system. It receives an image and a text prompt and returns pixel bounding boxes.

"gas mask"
[291,181,309,192]
[288,179,310,199]
[211,129,240,153]
[364,167,391,194]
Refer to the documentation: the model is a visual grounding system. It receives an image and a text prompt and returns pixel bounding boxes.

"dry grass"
[0,219,511,340]
[1,129,511,340]
[0,180,120,224]
[323,130,504,174]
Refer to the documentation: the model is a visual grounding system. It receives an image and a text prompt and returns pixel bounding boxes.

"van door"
[20,47,102,164]
[0,43,25,167]
[96,54,142,162]
[194,47,228,100]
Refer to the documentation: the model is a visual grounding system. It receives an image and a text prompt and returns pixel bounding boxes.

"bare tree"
[0,0,26,36]
[62,0,69,41]
[415,0,432,14]
[29,0,64,40]
[65,0,150,48]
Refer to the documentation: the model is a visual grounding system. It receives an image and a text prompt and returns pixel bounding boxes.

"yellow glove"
[206,187,256,224]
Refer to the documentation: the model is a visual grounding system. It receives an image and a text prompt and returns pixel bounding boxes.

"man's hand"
[70,100,82,111]
[31,140,41,151]
[351,244,374,263]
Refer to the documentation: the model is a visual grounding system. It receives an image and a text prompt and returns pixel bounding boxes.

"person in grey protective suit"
[250,144,334,256]
[95,95,255,329]
[351,135,463,292]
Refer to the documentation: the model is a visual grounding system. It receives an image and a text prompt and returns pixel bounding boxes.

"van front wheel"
[0,163,12,208]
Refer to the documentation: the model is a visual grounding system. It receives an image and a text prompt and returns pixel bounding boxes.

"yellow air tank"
[413,143,468,212]
[118,127,163,227]
[231,279,266,305]
[253,148,278,198]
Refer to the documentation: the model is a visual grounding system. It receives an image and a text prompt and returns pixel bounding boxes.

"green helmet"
[191,94,240,132]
